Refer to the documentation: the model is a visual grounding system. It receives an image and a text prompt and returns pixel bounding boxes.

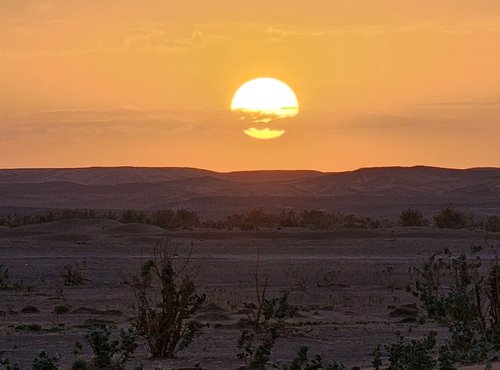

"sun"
[231,78,299,139]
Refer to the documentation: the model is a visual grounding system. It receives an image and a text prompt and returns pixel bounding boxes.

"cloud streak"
[266,18,500,39]
[0,106,234,139]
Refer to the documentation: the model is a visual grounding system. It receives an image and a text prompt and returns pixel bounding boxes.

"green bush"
[411,247,499,364]
[371,331,457,370]
[0,351,20,370]
[32,351,60,370]
[237,329,277,370]
[84,325,137,368]
[273,345,346,370]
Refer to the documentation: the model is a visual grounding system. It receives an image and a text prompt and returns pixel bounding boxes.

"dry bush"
[62,263,86,286]
[130,240,205,358]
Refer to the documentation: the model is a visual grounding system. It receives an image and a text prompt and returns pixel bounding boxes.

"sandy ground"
[1,220,499,369]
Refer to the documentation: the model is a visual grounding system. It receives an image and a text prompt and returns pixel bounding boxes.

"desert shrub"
[483,215,500,232]
[371,331,456,370]
[223,209,278,230]
[54,304,71,314]
[273,345,346,370]
[84,325,137,368]
[130,240,205,358]
[411,247,500,364]
[119,210,147,224]
[243,291,297,333]
[0,264,9,289]
[149,209,200,230]
[433,207,471,229]
[14,323,43,332]
[70,359,87,370]
[62,263,86,286]
[399,208,428,227]
[32,351,60,370]
[278,210,300,227]
[0,351,20,370]
[242,262,297,333]
[300,209,331,230]
[262,293,298,329]
[237,328,277,370]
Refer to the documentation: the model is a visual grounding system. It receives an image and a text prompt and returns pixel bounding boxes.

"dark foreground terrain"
[1,220,499,369]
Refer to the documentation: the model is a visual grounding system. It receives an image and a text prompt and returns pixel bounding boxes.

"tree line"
[0,207,498,232]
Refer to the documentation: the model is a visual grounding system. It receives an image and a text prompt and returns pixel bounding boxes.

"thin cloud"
[408,99,500,107]
[0,106,233,139]
[266,19,500,39]
[0,28,228,58]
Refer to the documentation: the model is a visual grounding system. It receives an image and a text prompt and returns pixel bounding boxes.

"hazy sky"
[1,0,500,171]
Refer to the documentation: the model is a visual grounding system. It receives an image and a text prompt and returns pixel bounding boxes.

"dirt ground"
[1,220,499,369]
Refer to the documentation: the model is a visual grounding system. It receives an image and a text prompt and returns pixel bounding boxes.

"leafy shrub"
[273,345,346,370]
[0,351,20,370]
[84,325,137,368]
[130,240,205,358]
[237,328,277,370]
[433,207,471,229]
[399,208,428,227]
[32,351,60,370]
[371,331,457,370]
[411,247,500,364]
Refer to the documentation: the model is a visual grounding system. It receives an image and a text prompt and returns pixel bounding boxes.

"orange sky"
[1,0,499,171]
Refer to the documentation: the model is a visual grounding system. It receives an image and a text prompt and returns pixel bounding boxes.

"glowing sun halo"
[231,78,299,140]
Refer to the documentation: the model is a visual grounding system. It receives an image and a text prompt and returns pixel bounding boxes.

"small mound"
[105,223,166,235]
[37,233,94,242]
[389,303,419,318]
[71,307,122,316]
[197,303,230,321]
[20,304,39,313]
[197,312,230,321]
[197,303,227,314]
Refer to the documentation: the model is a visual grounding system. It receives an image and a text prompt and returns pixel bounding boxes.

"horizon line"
[0,164,499,174]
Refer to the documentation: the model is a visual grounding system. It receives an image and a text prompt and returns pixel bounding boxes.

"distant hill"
[0,166,499,218]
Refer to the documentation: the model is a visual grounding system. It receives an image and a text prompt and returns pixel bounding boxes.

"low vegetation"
[372,246,500,368]
[61,263,86,286]
[0,206,498,232]
[399,207,429,227]
[433,207,473,229]
[72,325,137,369]
[3,236,500,369]
[0,264,9,289]
[129,240,205,358]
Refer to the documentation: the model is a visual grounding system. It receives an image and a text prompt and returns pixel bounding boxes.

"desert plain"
[1,219,499,369]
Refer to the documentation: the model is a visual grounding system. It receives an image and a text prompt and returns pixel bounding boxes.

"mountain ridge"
[0,166,498,218]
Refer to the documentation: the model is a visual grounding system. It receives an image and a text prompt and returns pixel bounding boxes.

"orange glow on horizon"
[0,1,499,170]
